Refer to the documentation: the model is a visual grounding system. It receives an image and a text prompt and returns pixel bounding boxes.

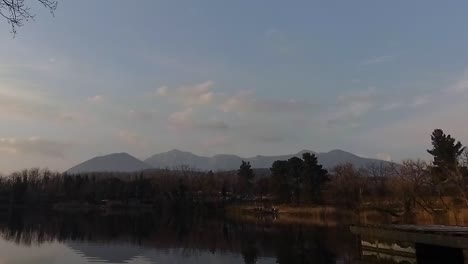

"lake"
[0,209,457,264]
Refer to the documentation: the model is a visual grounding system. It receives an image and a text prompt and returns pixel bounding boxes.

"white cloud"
[0,88,56,120]
[168,108,194,128]
[221,91,252,113]
[326,102,373,127]
[0,87,94,125]
[155,85,168,96]
[326,88,375,127]
[168,108,229,131]
[360,55,394,66]
[0,137,70,158]
[336,87,375,104]
[410,95,431,107]
[451,70,468,93]
[116,130,141,145]
[87,95,104,103]
[376,153,392,162]
[197,92,214,105]
[221,91,315,114]
[154,81,216,107]
[178,80,215,106]
[363,69,468,160]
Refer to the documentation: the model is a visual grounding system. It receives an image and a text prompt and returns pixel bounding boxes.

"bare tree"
[364,161,392,198]
[389,159,443,214]
[0,0,57,34]
[328,163,365,209]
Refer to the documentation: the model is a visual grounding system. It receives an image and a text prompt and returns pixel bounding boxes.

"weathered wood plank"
[351,225,468,249]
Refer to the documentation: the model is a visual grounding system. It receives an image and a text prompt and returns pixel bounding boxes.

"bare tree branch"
[0,0,57,35]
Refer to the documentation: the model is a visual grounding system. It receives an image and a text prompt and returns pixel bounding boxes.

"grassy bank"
[226,204,359,226]
[226,204,468,226]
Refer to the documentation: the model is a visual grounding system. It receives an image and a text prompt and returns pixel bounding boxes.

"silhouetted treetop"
[427,129,465,170]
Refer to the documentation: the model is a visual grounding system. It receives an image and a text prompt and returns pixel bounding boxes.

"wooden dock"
[351,225,468,263]
[351,224,468,249]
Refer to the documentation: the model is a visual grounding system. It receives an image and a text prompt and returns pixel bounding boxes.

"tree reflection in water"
[0,209,358,264]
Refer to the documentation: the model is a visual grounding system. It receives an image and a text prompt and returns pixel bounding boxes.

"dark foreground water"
[0,209,415,264]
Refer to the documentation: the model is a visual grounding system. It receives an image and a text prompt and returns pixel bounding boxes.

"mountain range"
[66,149,391,174]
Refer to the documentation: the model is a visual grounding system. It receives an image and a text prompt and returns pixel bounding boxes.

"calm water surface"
[0,210,389,264]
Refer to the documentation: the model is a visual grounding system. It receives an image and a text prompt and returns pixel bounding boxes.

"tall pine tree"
[302,153,329,203]
[427,129,465,170]
[238,161,255,196]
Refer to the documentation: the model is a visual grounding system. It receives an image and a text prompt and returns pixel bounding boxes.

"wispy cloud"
[168,108,194,128]
[178,80,215,106]
[363,68,468,159]
[151,81,216,107]
[168,108,229,131]
[0,88,57,121]
[115,130,142,145]
[221,91,316,114]
[87,95,104,104]
[154,85,169,96]
[0,137,70,158]
[410,95,431,108]
[326,88,375,127]
[450,69,468,93]
[376,153,392,162]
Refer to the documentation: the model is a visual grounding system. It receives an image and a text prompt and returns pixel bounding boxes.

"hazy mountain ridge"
[67,149,392,173]
[145,149,389,170]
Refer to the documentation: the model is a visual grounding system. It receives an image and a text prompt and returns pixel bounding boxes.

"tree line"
[238,128,468,214]
[0,128,467,215]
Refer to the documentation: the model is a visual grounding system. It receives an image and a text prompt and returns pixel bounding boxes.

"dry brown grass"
[227,204,468,226]
[226,204,358,226]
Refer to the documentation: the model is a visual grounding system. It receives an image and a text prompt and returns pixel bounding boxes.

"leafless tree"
[389,159,443,214]
[363,161,392,198]
[328,163,365,209]
[0,0,57,34]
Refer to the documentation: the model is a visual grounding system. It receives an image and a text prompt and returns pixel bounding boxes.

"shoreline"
[225,204,468,226]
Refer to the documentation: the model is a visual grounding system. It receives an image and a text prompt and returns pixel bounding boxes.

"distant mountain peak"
[66,152,150,174]
[165,149,195,155]
[107,152,132,157]
[168,149,183,153]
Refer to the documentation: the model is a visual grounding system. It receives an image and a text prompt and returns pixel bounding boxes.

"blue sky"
[1,0,468,172]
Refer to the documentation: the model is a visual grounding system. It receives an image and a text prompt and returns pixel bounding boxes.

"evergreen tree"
[287,157,304,204]
[302,153,329,203]
[427,129,465,170]
[271,160,291,202]
[238,161,255,195]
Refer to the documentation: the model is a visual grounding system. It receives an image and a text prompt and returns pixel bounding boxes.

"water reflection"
[0,209,360,264]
